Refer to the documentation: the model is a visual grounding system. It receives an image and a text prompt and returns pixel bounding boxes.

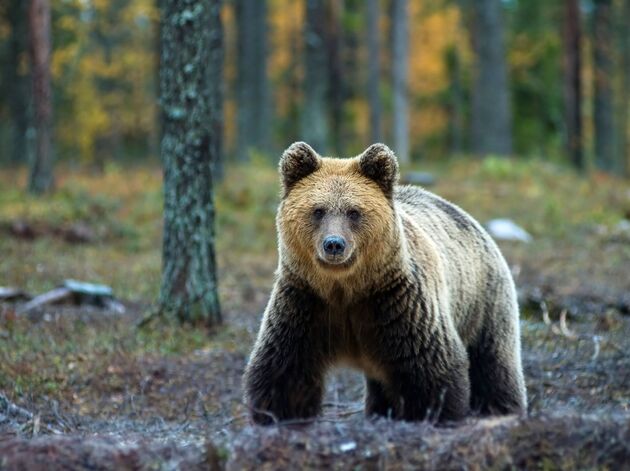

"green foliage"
[2,157,627,304]
[507,0,564,158]
[478,155,542,180]
[50,0,158,163]
[215,159,280,253]
[0,161,281,300]
[0,0,629,168]
[438,156,627,238]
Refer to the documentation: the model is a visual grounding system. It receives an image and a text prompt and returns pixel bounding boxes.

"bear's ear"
[279,142,321,195]
[358,143,399,197]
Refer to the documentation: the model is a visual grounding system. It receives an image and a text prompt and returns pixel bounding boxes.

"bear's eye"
[347,209,361,221]
[312,208,325,220]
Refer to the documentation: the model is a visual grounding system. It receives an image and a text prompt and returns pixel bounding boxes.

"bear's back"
[393,185,516,341]
[394,185,490,241]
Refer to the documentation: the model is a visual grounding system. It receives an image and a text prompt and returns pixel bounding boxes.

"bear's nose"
[323,236,346,256]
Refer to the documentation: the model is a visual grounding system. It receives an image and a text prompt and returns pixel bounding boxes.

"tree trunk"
[158,0,222,326]
[28,0,54,193]
[618,0,630,176]
[592,0,615,172]
[282,13,302,145]
[301,0,329,154]
[90,0,129,173]
[391,0,409,164]
[209,0,224,180]
[366,0,382,144]
[446,45,464,155]
[470,0,512,156]
[326,0,344,155]
[563,0,583,171]
[7,0,30,165]
[236,0,269,162]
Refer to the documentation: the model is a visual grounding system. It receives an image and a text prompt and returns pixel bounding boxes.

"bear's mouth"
[316,252,356,270]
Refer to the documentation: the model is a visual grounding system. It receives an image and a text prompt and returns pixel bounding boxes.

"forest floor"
[1,158,629,470]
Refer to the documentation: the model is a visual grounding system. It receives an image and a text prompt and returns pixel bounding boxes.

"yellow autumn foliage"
[47,0,472,162]
[408,3,470,142]
[52,0,157,161]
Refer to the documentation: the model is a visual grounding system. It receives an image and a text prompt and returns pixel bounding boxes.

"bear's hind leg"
[365,378,397,418]
[468,322,527,416]
[385,341,471,423]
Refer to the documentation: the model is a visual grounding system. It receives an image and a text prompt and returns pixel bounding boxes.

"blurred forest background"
[1,0,629,176]
[1,1,630,468]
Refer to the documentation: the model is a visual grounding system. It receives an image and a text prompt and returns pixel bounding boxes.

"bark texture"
[563,0,583,170]
[235,0,269,162]
[6,0,31,165]
[470,0,512,156]
[28,0,54,193]
[366,0,382,144]
[391,0,409,164]
[619,0,630,175]
[592,0,615,172]
[446,45,464,155]
[158,0,222,326]
[301,0,329,154]
[326,0,344,155]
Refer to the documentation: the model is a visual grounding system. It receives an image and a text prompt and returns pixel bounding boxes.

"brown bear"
[243,142,527,424]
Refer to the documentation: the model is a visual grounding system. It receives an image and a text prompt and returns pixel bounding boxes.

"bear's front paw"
[244,379,324,426]
[249,406,277,426]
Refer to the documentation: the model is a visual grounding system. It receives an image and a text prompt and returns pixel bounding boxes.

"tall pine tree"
[563,0,583,170]
[158,0,223,326]
[28,0,54,193]
[593,0,615,172]
[470,0,512,156]
[301,0,329,153]
[235,0,269,161]
[366,0,382,144]
[391,0,409,164]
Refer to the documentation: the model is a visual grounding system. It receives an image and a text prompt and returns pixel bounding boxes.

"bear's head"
[277,142,399,279]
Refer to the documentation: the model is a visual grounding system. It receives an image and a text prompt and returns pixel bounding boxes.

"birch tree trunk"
[158,0,222,326]
[28,0,54,194]
[391,0,409,164]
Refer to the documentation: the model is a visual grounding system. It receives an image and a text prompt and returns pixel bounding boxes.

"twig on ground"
[331,408,364,419]
[322,401,351,408]
[540,300,551,325]
[242,402,364,427]
[219,414,250,428]
[591,335,601,361]
[135,305,162,329]
[0,393,33,420]
[245,404,280,425]
[32,415,41,437]
[551,310,577,339]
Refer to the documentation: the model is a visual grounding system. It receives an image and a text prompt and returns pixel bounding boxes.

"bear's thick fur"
[243,142,527,424]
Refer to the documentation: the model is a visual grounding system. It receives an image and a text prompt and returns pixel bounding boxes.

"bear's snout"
[323,236,346,256]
